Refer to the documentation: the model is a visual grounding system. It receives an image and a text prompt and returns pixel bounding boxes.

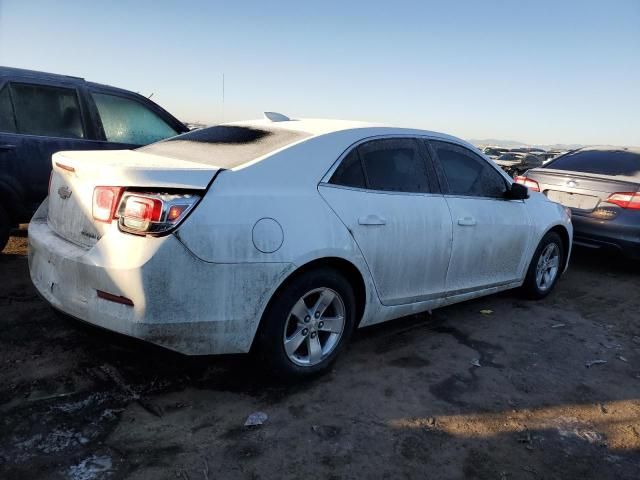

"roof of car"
[578,145,640,154]
[0,65,150,98]
[228,118,381,135]
[226,117,471,146]
[0,66,85,82]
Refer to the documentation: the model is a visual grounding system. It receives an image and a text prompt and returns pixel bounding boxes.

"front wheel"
[522,231,564,299]
[254,268,356,380]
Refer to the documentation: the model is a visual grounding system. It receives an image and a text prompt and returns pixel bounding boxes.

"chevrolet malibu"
[29,115,572,378]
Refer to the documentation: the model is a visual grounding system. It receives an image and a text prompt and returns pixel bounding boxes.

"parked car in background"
[516,146,640,259]
[510,147,546,155]
[541,149,571,164]
[482,146,510,159]
[0,67,188,250]
[494,152,544,176]
[29,115,572,378]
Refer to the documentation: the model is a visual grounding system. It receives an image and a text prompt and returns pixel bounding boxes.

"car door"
[0,80,99,210]
[0,83,20,198]
[319,137,453,306]
[427,140,533,294]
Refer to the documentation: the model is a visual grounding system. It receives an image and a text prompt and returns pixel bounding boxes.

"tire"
[254,267,356,380]
[0,205,10,253]
[522,231,564,299]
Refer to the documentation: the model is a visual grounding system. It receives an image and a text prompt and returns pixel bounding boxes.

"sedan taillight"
[514,176,540,192]
[117,191,201,235]
[92,187,201,235]
[606,192,640,210]
[92,187,124,223]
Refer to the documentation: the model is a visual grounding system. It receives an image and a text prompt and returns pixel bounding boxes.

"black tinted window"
[139,126,310,168]
[0,85,16,133]
[358,138,429,193]
[11,83,84,138]
[432,141,506,198]
[330,149,366,188]
[547,149,640,177]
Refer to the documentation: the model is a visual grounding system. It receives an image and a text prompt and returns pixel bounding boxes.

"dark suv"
[0,67,188,250]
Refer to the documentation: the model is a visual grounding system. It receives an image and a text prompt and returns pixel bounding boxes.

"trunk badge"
[566,180,578,188]
[57,186,72,200]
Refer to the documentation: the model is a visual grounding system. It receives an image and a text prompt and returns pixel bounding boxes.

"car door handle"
[457,217,477,227]
[358,214,387,226]
[0,144,16,152]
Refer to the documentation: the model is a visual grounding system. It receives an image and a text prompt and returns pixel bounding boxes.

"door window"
[92,93,178,145]
[0,85,16,133]
[331,138,430,193]
[10,83,85,138]
[431,141,507,198]
[329,149,366,188]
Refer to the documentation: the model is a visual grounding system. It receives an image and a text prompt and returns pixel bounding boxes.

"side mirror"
[506,182,529,200]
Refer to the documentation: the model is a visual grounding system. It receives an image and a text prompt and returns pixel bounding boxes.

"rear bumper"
[28,204,293,354]
[571,213,640,259]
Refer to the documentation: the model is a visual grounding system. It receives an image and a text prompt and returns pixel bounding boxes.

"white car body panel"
[443,196,532,293]
[318,184,452,305]
[28,119,573,355]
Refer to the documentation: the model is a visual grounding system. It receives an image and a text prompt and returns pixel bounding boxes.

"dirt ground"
[1,232,639,480]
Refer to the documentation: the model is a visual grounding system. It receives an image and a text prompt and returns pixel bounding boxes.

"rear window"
[546,149,640,177]
[138,125,311,168]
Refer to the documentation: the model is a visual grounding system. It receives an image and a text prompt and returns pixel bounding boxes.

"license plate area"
[545,190,599,210]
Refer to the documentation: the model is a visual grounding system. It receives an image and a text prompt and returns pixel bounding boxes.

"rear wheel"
[522,231,564,299]
[0,205,10,252]
[254,268,356,380]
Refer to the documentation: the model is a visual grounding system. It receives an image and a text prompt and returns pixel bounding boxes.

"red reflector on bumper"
[97,290,134,307]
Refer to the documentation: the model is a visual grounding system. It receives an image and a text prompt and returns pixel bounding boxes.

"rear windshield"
[546,149,640,177]
[137,125,311,168]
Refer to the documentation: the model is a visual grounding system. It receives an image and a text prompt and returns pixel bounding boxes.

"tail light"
[93,187,124,223]
[514,176,540,192]
[606,192,640,210]
[117,191,200,235]
[92,187,200,235]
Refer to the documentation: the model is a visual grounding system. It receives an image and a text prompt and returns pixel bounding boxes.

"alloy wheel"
[283,287,346,367]
[535,243,560,291]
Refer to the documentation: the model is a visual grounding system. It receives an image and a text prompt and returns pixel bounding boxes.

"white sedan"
[28,114,572,378]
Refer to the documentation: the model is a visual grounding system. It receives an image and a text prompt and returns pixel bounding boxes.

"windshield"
[138,125,311,168]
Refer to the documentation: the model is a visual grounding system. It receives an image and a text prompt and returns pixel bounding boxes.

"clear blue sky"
[1,0,638,145]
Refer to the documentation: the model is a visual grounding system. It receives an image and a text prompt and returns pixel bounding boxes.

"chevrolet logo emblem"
[57,186,72,200]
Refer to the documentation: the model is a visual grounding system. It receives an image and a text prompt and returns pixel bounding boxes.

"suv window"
[10,83,85,138]
[331,138,430,193]
[329,149,366,188]
[0,85,16,133]
[546,149,640,177]
[431,140,507,198]
[92,93,178,145]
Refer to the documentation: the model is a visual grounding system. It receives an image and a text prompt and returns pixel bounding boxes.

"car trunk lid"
[47,150,218,248]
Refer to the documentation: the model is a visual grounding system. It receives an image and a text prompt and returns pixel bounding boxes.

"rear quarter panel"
[175,131,384,326]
